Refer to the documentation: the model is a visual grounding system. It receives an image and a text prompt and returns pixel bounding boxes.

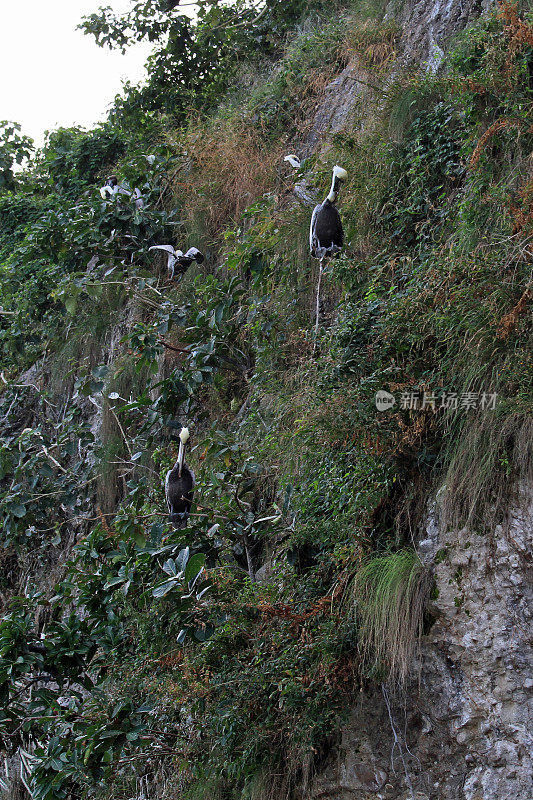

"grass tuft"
[441,413,533,530]
[349,549,433,684]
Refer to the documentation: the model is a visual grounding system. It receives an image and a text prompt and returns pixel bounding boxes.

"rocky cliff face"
[300,2,532,798]
[3,1,529,798]
[390,0,493,70]
[308,483,532,800]
[305,0,494,153]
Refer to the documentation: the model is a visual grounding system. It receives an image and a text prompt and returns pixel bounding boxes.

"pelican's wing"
[100,186,110,199]
[309,204,320,255]
[183,247,204,264]
[149,245,176,256]
[165,471,172,512]
[133,188,145,209]
[284,154,301,168]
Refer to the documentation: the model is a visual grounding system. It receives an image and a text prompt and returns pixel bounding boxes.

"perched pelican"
[149,245,204,279]
[309,165,348,342]
[310,165,347,260]
[99,175,119,200]
[132,187,145,210]
[283,153,316,208]
[165,427,195,529]
[99,176,145,208]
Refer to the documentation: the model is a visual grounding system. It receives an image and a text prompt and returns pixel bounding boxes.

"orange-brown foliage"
[461,2,533,98]
[498,0,533,51]
[97,507,118,537]
[496,286,532,339]
[257,580,346,627]
[510,176,533,236]
[468,118,524,170]
[174,121,283,242]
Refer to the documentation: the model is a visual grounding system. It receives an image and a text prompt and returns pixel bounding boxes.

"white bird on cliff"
[310,165,347,260]
[283,153,317,208]
[99,175,145,209]
[309,165,348,342]
[284,154,302,169]
[148,244,204,279]
[165,426,195,529]
[99,175,120,200]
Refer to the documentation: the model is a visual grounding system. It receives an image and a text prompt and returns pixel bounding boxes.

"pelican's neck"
[177,442,185,477]
[327,173,338,203]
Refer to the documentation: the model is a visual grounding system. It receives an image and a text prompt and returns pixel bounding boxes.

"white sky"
[0,1,154,148]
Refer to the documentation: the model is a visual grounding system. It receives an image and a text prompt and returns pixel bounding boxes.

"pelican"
[309,165,348,342]
[99,175,119,200]
[284,154,302,169]
[283,153,316,208]
[99,176,145,208]
[132,187,145,210]
[148,245,204,279]
[165,427,195,529]
[310,165,347,260]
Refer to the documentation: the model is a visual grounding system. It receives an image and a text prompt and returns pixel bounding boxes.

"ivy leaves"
[0,121,34,192]
[0,517,215,797]
[382,103,466,250]
[153,547,207,598]
[0,388,95,554]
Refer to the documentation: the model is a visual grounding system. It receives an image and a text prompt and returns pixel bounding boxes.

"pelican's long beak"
[178,427,190,477]
[177,441,185,477]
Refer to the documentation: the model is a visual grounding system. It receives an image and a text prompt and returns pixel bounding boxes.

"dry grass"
[441,413,533,530]
[498,0,533,56]
[496,285,532,339]
[510,176,533,237]
[169,119,284,244]
[346,19,399,69]
[468,117,525,170]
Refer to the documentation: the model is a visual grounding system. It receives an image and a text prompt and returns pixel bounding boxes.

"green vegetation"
[349,549,433,683]
[0,1,532,798]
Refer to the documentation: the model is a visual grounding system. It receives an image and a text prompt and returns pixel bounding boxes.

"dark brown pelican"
[310,165,347,260]
[309,165,348,341]
[165,427,195,529]
[149,245,204,279]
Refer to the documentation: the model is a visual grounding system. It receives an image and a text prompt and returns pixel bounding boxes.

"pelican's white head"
[180,427,190,444]
[332,165,348,181]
